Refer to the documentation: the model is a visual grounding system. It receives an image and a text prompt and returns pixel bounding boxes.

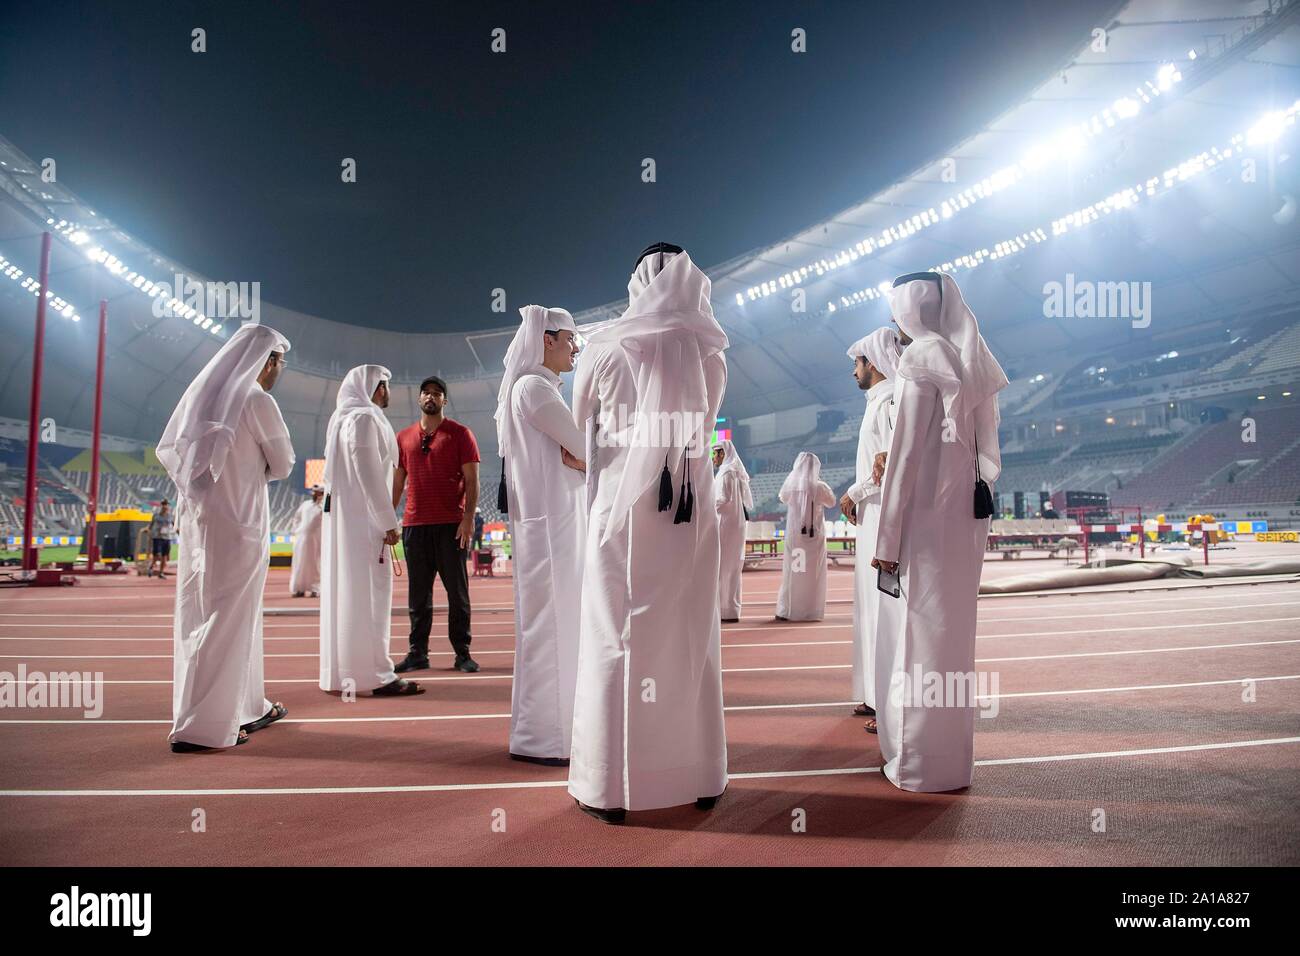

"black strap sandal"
[372,678,425,697]
[241,702,287,734]
[864,718,878,735]
[853,703,875,717]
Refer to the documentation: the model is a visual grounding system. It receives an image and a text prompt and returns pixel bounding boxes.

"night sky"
[0,0,1116,331]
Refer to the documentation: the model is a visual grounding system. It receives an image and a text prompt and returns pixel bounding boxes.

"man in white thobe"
[568,242,729,823]
[776,452,836,622]
[495,304,586,765]
[712,439,751,623]
[289,485,324,597]
[840,327,904,721]
[871,272,1006,792]
[320,365,423,698]
[157,324,295,752]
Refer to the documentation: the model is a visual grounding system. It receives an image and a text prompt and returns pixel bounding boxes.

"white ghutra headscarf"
[323,364,395,492]
[847,326,902,381]
[715,438,754,510]
[585,249,729,544]
[157,323,291,501]
[779,451,823,537]
[887,271,1007,487]
[494,304,577,463]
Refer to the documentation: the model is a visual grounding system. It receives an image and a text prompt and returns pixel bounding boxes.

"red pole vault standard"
[20,232,52,573]
[85,299,107,570]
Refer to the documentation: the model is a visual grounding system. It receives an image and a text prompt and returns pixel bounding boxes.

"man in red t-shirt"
[391,376,481,672]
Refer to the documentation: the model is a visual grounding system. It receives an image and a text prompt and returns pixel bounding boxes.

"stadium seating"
[1116,406,1300,509]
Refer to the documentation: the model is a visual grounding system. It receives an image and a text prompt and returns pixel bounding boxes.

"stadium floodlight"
[1247,110,1290,145]
[1187,49,1197,61]
[738,60,1190,307]
[826,102,1300,316]
[1113,98,1140,119]
[0,254,82,321]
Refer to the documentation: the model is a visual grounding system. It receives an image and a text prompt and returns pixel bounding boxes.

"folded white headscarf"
[585,250,729,544]
[886,272,1007,483]
[779,451,824,534]
[716,438,754,510]
[847,326,902,381]
[156,323,291,501]
[493,304,577,463]
[323,364,395,491]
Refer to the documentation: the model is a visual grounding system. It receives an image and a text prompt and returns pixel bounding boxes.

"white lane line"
[2,736,1296,797]
[0,623,521,634]
[981,583,1300,605]
[978,615,1300,640]
[725,674,1300,710]
[10,612,1300,657]
[3,674,1296,725]
[15,637,1299,683]
[977,638,1300,663]
[6,591,1294,622]
[978,600,1300,623]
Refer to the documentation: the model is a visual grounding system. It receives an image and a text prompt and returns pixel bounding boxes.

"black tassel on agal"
[658,454,674,512]
[684,460,695,522]
[674,449,694,524]
[497,460,509,514]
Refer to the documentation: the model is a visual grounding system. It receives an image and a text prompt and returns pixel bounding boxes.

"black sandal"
[171,729,249,753]
[372,678,425,697]
[241,702,287,734]
[864,718,878,735]
[853,703,875,717]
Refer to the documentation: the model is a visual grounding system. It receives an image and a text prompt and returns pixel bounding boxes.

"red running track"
[1,564,1298,866]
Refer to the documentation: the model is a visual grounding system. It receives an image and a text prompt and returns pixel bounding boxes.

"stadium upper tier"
[1,0,1298,472]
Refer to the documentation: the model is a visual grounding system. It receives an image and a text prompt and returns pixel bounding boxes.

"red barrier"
[85,300,107,569]
[20,232,51,573]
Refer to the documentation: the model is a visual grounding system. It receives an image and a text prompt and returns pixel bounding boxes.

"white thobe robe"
[715,469,746,620]
[170,386,294,747]
[504,369,586,760]
[288,499,323,595]
[873,377,989,792]
[320,413,399,693]
[849,381,897,707]
[567,340,729,811]
[776,479,836,621]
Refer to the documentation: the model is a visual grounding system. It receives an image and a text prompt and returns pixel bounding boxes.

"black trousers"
[403,523,472,658]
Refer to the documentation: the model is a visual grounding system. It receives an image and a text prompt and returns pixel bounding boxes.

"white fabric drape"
[887,273,1007,491]
[583,253,729,547]
[776,452,835,621]
[872,272,1004,792]
[714,439,749,621]
[288,496,323,595]
[847,326,902,382]
[158,324,290,502]
[504,351,587,760]
[568,249,729,812]
[849,378,897,707]
[495,304,577,464]
[164,329,295,748]
[319,365,400,694]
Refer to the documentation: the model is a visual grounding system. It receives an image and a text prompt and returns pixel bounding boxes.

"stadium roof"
[2,0,1298,461]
